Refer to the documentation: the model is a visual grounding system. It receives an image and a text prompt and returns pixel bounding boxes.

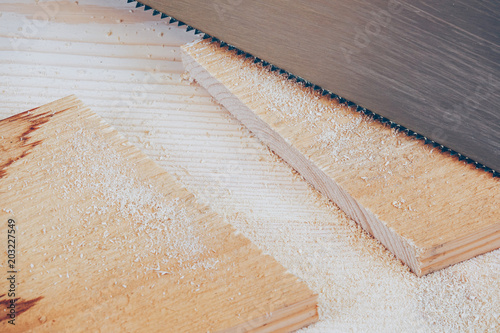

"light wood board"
[181,40,500,276]
[0,96,317,332]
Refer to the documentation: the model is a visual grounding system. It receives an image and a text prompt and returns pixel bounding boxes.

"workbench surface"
[1,1,498,331]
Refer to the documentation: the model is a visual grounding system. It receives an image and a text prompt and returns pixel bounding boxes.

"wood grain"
[182,40,500,276]
[0,96,318,332]
[1,2,499,330]
[142,0,500,172]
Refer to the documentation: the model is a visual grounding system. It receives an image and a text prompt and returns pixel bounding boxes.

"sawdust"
[224,51,421,171]
[39,121,209,272]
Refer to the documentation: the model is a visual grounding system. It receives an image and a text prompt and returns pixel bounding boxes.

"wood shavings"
[39,121,208,270]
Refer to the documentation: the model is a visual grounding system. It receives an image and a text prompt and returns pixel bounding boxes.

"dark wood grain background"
[144,0,500,172]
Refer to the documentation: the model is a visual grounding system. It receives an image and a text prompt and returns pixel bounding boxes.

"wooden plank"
[142,0,500,172]
[0,96,317,331]
[181,40,500,276]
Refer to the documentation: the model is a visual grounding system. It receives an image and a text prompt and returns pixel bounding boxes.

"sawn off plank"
[181,40,500,276]
[0,96,317,332]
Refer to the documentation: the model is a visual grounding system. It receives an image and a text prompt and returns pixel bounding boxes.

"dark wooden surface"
[144,0,500,172]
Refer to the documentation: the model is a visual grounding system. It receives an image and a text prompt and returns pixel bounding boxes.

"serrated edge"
[126,0,498,177]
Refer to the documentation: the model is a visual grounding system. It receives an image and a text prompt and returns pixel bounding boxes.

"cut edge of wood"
[419,224,500,275]
[219,295,318,333]
[181,42,500,277]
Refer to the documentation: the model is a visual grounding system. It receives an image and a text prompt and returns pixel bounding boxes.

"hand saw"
[130,0,500,175]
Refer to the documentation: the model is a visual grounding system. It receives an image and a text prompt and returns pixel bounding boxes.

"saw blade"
[126,0,499,177]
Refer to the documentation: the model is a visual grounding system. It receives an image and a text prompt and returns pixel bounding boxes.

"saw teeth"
[124,0,498,178]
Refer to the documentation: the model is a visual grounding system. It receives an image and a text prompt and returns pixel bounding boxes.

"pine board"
[0,96,317,332]
[181,40,500,276]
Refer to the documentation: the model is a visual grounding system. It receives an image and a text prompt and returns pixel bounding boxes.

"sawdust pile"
[223,49,427,172]
[39,121,209,272]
